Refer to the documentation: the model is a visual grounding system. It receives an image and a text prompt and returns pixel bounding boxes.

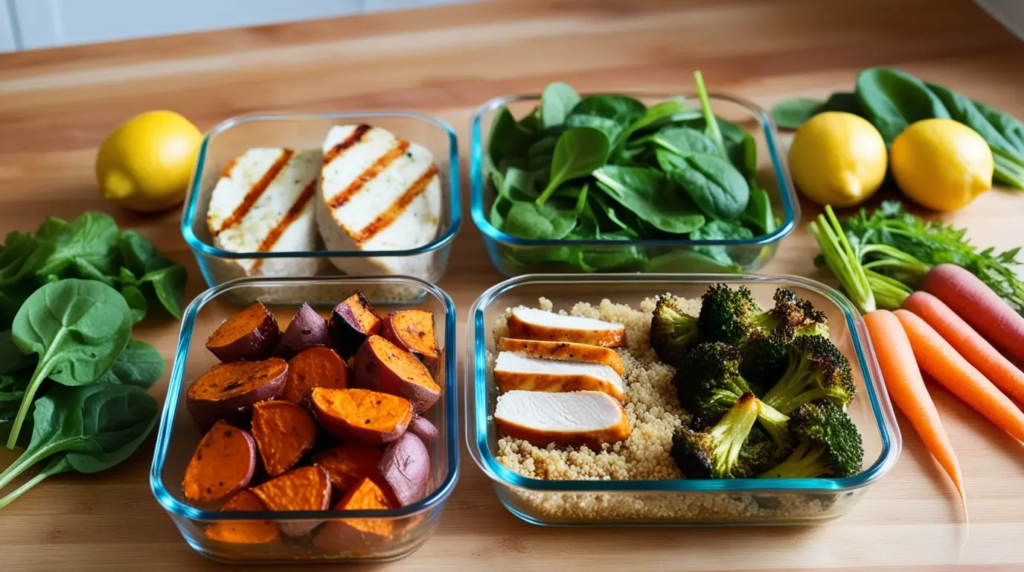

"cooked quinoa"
[488,296,850,523]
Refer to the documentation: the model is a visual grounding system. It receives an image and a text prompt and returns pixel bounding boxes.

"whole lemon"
[788,111,888,207]
[96,110,202,212]
[891,118,992,212]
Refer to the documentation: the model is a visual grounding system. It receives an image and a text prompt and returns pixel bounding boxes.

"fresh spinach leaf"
[95,338,165,389]
[926,82,1020,158]
[138,265,187,320]
[541,82,581,129]
[0,330,34,376]
[0,383,159,509]
[120,285,147,325]
[570,95,646,125]
[527,137,558,172]
[617,99,692,148]
[770,97,823,129]
[651,127,719,158]
[593,166,705,234]
[34,212,120,281]
[973,100,1024,156]
[7,279,132,448]
[646,249,743,273]
[566,114,623,145]
[536,127,610,205]
[691,219,755,265]
[742,186,775,235]
[816,92,864,117]
[503,202,578,240]
[694,71,728,159]
[489,106,534,166]
[855,67,950,143]
[663,153,750,220]
[118,230,187,319]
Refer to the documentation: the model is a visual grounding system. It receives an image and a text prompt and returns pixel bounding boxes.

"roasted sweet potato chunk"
[313,478,394,552]
[206,489,281,544]
[275,303,331,359]
[185,358,288,427]
[308,387,412,444]
[330,293,382,358]
[313,443,384,493]
[251,400,318,476]
[378,433,430,506]
[382,310,439,376]
[282,346,349,405]
[353,335,440,414]
[252,466,332,537]
[206,301,281,362]
[407,416,439,450]
[182,420,257,503]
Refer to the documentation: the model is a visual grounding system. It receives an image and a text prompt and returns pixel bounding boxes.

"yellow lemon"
[96,110,202,212]
[891,118,992,212]
[788,111,888,207]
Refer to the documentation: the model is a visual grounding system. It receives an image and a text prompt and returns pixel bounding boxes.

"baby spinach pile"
[0,212,182,507]
[771,67,1024,189]
[486,71,776,271]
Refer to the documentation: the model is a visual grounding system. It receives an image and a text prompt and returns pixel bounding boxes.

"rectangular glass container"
[182,113,461,300]
[465,274,900,526]
[151,276,458,562]
[470,93,800,276]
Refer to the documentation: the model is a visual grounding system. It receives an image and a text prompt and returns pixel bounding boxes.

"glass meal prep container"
[465,274,900,526]
[182,112,461,301]
[151,276,459,563]
[470,93,800,277]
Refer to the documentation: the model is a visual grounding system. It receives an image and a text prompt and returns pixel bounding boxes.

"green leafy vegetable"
[570,94,646,124]
[651,127,719,158]
[694,70,727,159]
[668,153,750,221]
[504,202,579,240]
[95,339,166,390]
[692,220,755,265]
[535,127,610,205]
[855,67,950,144]
[593,166,705,234]
[6,279,132,448]
[541,82,581,129]
[770,98,823,130]
[0,383,159,509]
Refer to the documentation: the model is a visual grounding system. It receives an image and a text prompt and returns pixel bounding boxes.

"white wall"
[0,0,478,52]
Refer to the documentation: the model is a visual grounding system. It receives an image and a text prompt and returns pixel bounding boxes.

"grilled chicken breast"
[494,352,625,401]
[207,148,321,277]
[498,338,625,375]
[495,390,631,448]
[507,307,627,348]
[317,125,442,277]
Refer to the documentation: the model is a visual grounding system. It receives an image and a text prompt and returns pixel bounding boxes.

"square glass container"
[151,276,459,563]
[182,113,461,299]
[465,274,900,526]
[470,93,800,276]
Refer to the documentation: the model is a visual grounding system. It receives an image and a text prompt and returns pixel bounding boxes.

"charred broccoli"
[740,328,792,390]
[759,401,864,479]
[762,335,856,415]
[674,342,790,450]
[736,426,784,477]
[650,294,700,366]
[765,288,829,338]
[698,285,828,347]
[672,392,761,479]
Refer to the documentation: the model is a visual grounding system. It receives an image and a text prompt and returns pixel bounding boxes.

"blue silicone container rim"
[150,275,460,521]
[467,273,901,494]
[469,92,800,248]
[181,112,461,260]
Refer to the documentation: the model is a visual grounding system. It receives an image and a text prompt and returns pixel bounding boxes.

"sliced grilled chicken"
[507,307,626,348]
[495,390,631,448]
[207,148,321,277]
[317,124,442,277]
[494,352,625,401]
[498,338,625,375]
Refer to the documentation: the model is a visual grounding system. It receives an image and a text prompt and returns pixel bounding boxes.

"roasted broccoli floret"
[762,335,856,415]
[759,401,864,479]
[765,288,829,338]
[675,342,790,449]
[672,392,761,479]
[735,426,783,477]
[697,284,763,346]
[650,294,700,366]
[740,327,792,390]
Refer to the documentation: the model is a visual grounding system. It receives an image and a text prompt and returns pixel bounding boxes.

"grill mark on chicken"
[249,179,317,272]
[354,163,438,243]
[327,139,411,209]
[214,148,294,236]
[322,124,371,166]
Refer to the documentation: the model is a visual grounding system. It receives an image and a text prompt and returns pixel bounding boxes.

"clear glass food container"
[470,93,800,276]
[151,276,458,563]
[465,274,900,526]
[182,113,461,301]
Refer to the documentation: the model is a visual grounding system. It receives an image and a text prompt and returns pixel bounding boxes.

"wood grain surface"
[1,0,1024,570]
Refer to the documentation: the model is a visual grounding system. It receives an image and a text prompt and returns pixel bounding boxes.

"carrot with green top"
[903,291,1024,404]
[894,309,1024,442]
[864,310,965,505]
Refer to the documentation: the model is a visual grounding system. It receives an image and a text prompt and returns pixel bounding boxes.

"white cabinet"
[0,0,476,52]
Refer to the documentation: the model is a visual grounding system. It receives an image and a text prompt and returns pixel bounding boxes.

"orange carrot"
[864,311,965,505]
[894,309,1024,441]
[904,291,1024,404]
[922,264,1024,363]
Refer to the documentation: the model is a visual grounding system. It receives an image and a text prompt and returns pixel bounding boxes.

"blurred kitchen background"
[0,0,1019,52]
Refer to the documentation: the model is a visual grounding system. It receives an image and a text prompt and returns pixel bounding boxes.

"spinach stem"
[6,330,64,449]
[694,70,727,159]
[0,456,71,509]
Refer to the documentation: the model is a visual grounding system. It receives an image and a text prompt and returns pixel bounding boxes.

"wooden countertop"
[2,1,1024,570]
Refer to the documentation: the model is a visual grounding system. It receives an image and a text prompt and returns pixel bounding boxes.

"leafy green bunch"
[486,72,776,271]
[772,67,1024,189]
[657,285,864,479]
